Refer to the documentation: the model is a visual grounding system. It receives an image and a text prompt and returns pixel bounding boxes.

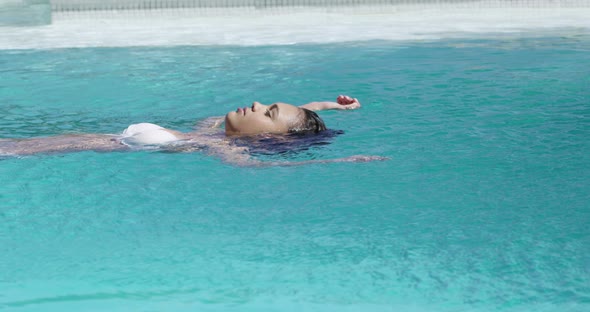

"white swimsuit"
[120,123,180,147]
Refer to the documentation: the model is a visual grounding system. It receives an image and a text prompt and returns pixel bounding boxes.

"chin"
[224,114,238,135]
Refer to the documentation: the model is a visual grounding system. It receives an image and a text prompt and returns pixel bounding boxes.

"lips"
[236,107,247,115]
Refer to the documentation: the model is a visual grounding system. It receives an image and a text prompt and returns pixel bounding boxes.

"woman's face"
[225,102,302,135]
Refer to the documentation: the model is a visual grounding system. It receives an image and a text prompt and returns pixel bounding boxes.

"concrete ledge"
[50,0,590,12]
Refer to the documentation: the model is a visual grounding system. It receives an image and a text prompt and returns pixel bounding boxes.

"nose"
[251,101,264,112]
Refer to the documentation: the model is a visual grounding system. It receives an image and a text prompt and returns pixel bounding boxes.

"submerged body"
[0,118,247,164]
[0,134,123,155]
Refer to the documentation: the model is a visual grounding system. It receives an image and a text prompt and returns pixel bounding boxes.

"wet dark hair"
[288,108,327,133]
[231,129,344,159]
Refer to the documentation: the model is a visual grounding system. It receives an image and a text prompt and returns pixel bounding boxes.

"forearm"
[225,155,388,167]
[299,101,342,111]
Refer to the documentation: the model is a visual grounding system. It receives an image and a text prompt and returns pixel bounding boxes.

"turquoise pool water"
[1,35,589,311]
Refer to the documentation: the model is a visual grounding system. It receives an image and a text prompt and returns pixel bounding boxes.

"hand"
[336,95,361,110]
[339,155,389,163]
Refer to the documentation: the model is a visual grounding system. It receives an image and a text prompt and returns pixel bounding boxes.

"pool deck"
[1,5,590,49]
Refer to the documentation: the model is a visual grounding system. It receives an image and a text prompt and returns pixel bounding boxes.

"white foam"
[1,5,590,50]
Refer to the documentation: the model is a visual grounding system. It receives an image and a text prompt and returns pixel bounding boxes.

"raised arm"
[299,95,361,111]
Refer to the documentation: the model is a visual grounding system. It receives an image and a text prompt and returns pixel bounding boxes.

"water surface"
[1,36,589,311]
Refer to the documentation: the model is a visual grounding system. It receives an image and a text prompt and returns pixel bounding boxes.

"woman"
[0,95,386,166]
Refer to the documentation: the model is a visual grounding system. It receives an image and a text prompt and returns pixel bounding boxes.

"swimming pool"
[1,2,589,312]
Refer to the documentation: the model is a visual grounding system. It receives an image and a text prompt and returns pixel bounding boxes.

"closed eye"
[266,104,279,119]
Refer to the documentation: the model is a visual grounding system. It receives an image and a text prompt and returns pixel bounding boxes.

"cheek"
[245,116,276,132]
[228,113,286,134]
[225,115,270,134]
